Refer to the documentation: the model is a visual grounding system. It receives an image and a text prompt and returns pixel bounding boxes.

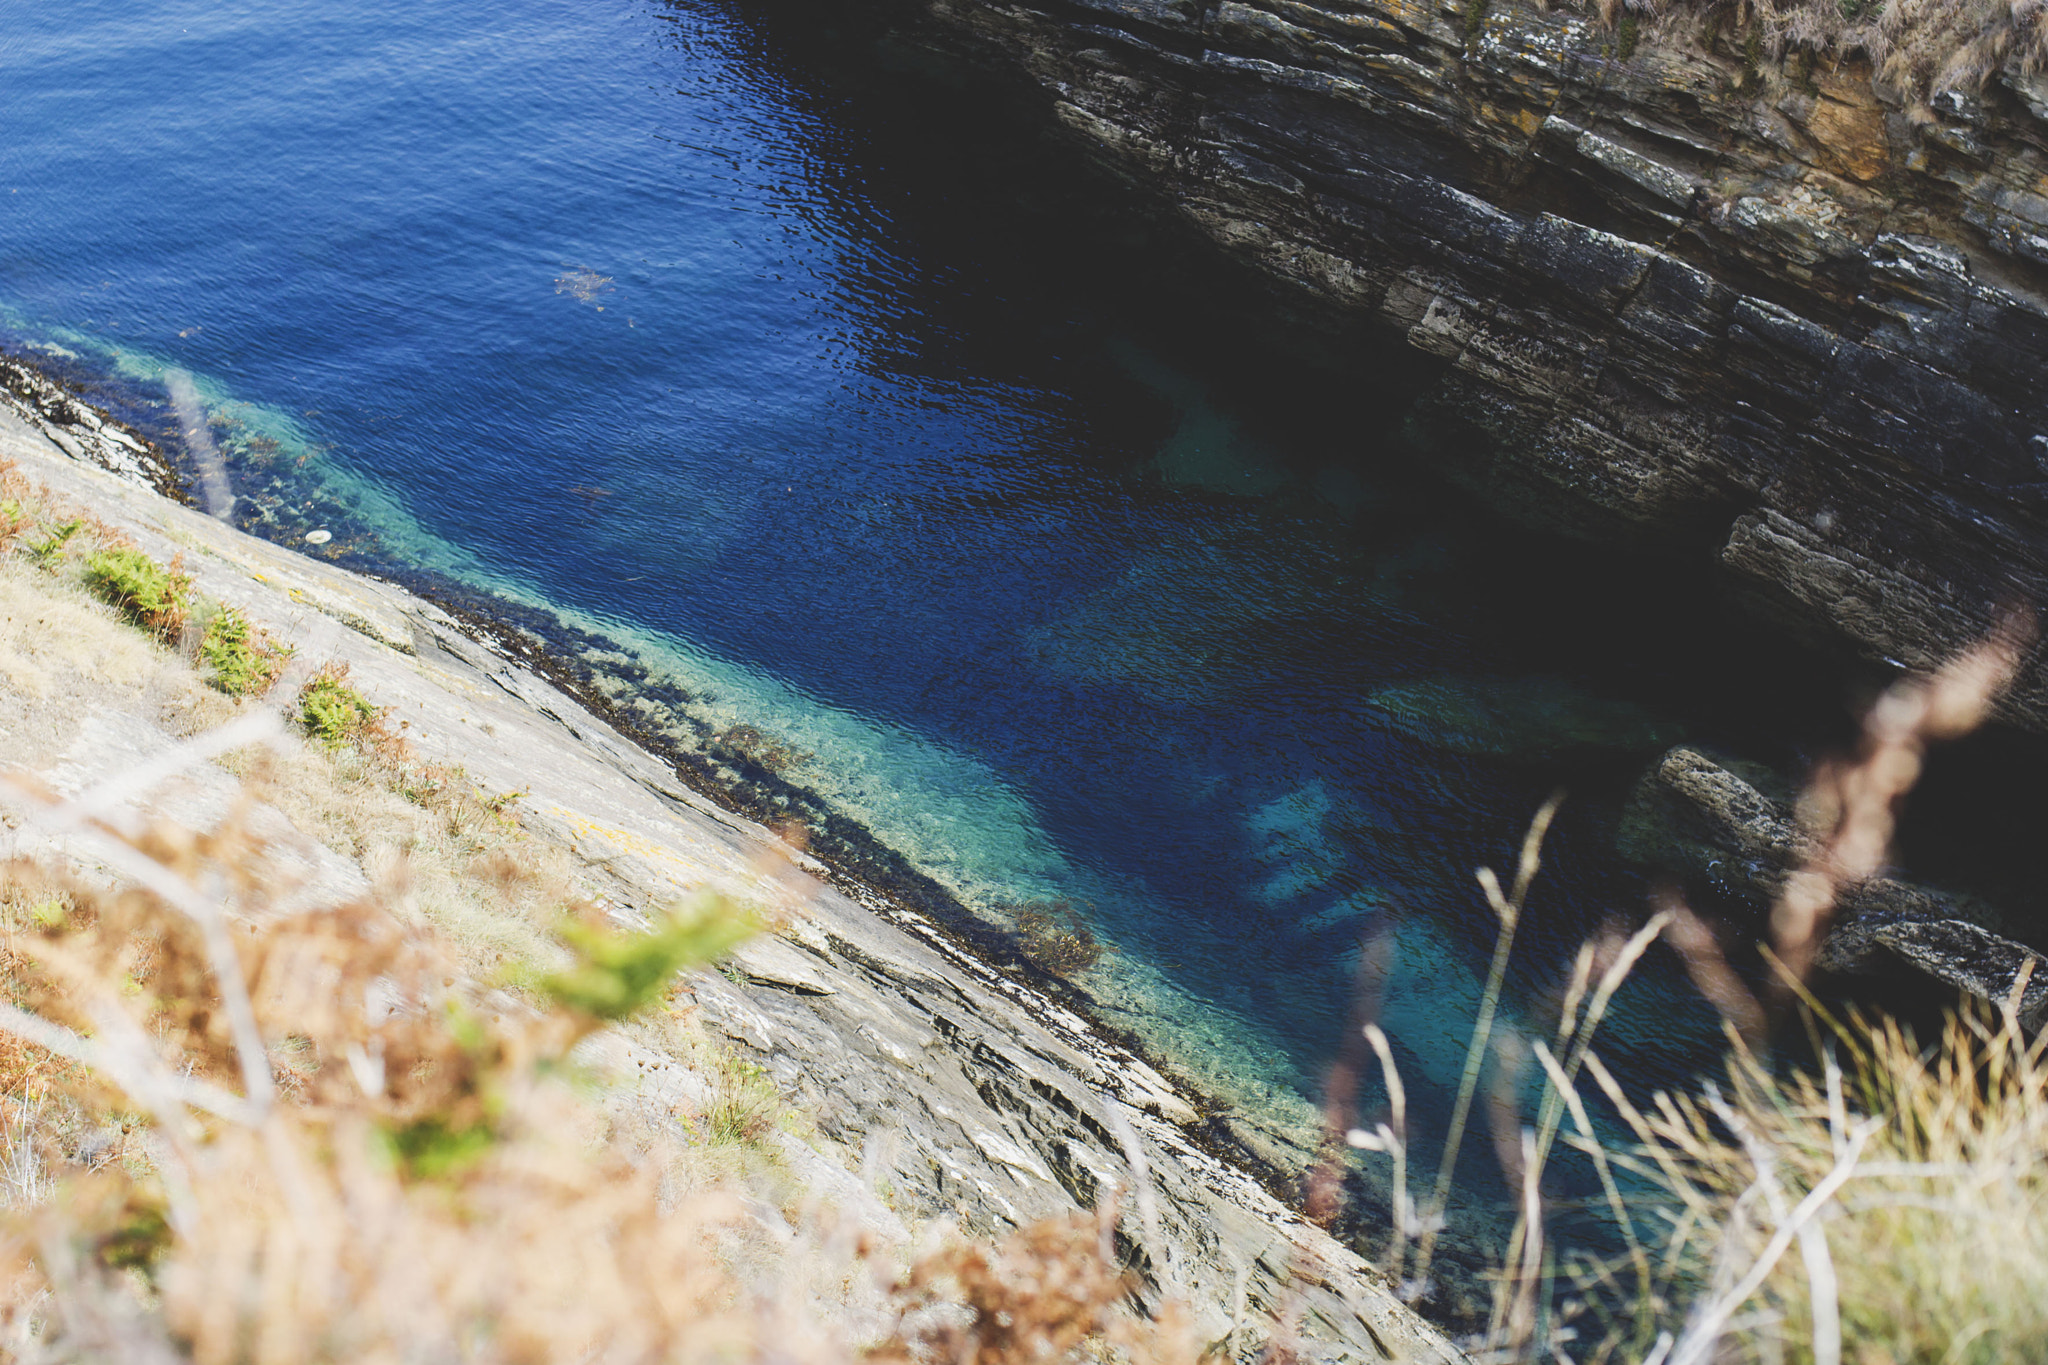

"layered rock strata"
[0,383,1461,1364]
[841,0,2048,726]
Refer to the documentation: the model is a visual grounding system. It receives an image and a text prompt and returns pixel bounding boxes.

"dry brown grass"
[0,794,757,1364]
[221,691,586,990]
[1581,0,2048,107]
[872,1203,1210,1365]
[1567,998,2048,1365]
[0,781,1211,1364]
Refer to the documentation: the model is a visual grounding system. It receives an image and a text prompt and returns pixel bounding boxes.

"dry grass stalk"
[1768,621,2027,1004]
[1330,624,2040,1364]
[1410,795,1562,1291]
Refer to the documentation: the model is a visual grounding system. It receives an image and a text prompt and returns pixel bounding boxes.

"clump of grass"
[1738,24,1766,93]
[1570,998,2048,1365]
[198,604,290,697]
[1331,623,2039,1363]
[1007,900,1103,975]
[81,545,190,638]
[298,663,381,747]
[1581,0,2048,107]
[702,1053,780,1147]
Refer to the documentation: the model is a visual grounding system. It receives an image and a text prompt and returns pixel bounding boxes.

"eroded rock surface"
[832,0,2048,726]
[1817,915,2048,1031]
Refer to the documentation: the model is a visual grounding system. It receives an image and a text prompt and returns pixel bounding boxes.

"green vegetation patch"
[0,499,32,551]
[27,519,84,567]
[1463,0,1491,52]
[299,668,382,747]
[702,1054,779,1147]
[82,545,190,638]
[382,1115,499,1181]
[200,605,291,697]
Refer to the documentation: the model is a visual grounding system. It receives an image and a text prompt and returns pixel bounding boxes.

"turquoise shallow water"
[1,0,1840,1243]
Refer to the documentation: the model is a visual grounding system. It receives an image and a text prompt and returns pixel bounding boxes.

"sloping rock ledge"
[0,374,1460,1363]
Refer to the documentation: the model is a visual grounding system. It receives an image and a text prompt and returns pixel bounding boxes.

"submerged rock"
[1363,673,1680,761]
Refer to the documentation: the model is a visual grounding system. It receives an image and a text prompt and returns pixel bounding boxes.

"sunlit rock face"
[833,0,2048,724]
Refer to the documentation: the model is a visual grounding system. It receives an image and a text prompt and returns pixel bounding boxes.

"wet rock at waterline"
[1620,746,2044,1020]
[1818,917,2048,1032]
[1618,746,1810,905]
[830,0,2048,729]
[1618,746,1999,925]
[0,352,181,497]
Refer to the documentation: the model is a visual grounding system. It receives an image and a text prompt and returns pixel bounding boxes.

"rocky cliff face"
[843,0,2048,724]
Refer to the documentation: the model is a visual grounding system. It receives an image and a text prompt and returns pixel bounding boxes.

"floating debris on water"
[304,528,332,544]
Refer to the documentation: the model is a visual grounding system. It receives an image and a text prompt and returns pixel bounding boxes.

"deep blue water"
[1,0,1814,1239]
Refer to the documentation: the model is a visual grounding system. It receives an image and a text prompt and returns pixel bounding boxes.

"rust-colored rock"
[1804,64,1891,181]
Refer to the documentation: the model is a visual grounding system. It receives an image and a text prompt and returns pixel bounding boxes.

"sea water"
[1,0,1826,1247]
